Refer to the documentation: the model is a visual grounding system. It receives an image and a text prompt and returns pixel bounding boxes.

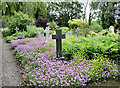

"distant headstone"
[66,31,72,35]
[26,25,29,28]
[109,26,114,33]
[44,27,50,43]
[15,27,19,34]
[75,27,80,37]
[36,28,41,39]
[18,34,25,39]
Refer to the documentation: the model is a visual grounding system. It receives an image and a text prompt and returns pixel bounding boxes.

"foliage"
[5,35,18,43]
[5,30,36,43]
[47,21,59,30]
[7,11,35,33]
[88,31,97,37]
[1,16,8,28]
[89,23,103,33]
[2,28,12,37]
[47,2,83,26]
[35,18,49,29]
[62,35,119,60]
[10,38,119,86]
[26,25,37,38]
[97,29,109,36]
[2,2,47,18]
[99,2,117,29]
[59,27,69,34]
[89,2,99,25]
[68,19,88,32]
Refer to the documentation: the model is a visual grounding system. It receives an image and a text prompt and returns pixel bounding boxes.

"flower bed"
[10,37,119,87]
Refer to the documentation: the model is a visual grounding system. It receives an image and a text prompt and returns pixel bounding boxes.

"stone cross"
[15,27,19,34]
[52,29,65,59]
[44,27,50,43]
[109,25,114,34]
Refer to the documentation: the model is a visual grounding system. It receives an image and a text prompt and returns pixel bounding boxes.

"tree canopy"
[47,1,83,26]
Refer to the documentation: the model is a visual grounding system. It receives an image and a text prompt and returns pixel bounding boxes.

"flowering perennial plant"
[10,37,119,87]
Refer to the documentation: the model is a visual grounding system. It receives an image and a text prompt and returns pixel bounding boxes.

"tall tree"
[47,1,83,26]
[89,1,118,29]
[99,2,117,29]
[82,0,89,22]
[88,2,99,25]
[2,2,47,19]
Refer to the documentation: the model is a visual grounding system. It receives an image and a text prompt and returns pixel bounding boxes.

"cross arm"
[52,35,57,39]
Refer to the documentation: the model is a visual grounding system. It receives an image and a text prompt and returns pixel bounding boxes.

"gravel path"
[0,33,2,87]
[0,32,23,87]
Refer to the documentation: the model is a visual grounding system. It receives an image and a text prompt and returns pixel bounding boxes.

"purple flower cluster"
[10,37,119,87]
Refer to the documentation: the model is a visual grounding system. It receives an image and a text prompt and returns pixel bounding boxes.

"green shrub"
[59,27,69,34]
[26,26,38,37]
[98,29,109,36]
[47,21,59,30]
[7,11,35,33]
[68,19,88,32]
[89,23,103,33]
[88,31,97,37]
[2,28,12,37]
[5,36,18,43]
[62,35,119,60]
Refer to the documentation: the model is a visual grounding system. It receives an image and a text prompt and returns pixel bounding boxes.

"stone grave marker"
[36,28,44,40]
[66,31,72,35]
[15,27,19,34]
[18,34,25,39]
[52,29,65,60]
[109,25,114,34]
[75,27,80,37]
[44,27,50,43]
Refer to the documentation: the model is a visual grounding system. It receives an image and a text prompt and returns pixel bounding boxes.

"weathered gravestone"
[109,25,114,34]
[35,28,44,40]
[75,27,80,37]
[44,27,50,43]
[52,29,65,60]
[15,27,25,39]
[15,27,19,34]
[18,34,25,39]
[66,31,72,35]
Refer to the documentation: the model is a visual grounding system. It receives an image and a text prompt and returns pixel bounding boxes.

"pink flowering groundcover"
[10,38,119,87]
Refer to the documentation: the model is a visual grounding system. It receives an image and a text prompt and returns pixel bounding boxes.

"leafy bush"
[7,11,35,33]
[2,28,12,37]
[89,23,103,33]
[98,29,109,36]
[68,19,88,32]
[2,16,10,28]
[6,36,18,43]
[88,31,97,37]
[62,35,119,60]
[59,27,69,34]
[47,21,59,30]
[26,25,38,37]
[5,31,34,43]
[35,18,49,29]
